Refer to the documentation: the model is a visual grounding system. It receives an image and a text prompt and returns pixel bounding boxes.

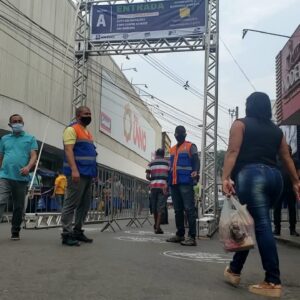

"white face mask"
[10,123,24,133]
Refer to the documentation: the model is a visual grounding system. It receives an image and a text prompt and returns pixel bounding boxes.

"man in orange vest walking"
[167,126,200,246]
[61,106,97,246]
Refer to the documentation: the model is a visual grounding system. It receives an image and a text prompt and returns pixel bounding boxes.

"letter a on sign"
[97,14,106,27]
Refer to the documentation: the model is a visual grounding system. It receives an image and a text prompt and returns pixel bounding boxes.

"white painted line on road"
[124,230,174,236]
[116,236,167,243]
[163,250,232,264]
[82,227,102,232]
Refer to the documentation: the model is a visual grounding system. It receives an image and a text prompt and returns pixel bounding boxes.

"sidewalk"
[274,222,300,248]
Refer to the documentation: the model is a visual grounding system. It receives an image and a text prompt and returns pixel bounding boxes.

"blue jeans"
[54,194,64,211]
[230,164,283,284]
[171,184,196,238]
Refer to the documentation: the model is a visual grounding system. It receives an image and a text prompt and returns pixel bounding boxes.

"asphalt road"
[0,213,299,300]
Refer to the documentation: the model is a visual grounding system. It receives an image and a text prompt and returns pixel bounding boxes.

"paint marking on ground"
[116,236,167,243]
[163,250,231,264]
[124,230,174,236]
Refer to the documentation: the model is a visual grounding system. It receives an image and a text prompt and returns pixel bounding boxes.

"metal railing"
[1,165,151,230]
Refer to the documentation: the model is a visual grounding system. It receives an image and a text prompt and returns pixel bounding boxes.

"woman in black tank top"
[222,92,300,298]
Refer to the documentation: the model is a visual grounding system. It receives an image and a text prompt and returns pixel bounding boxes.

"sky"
[103,0,300,150]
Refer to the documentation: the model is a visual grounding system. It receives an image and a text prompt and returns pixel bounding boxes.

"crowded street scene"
[0,0,299,299]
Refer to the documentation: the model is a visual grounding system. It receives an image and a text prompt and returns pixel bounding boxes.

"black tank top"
[232,117,283,179]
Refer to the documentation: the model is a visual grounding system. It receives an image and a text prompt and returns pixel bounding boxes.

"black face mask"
[80,116,91,126]
[175,134,185,144]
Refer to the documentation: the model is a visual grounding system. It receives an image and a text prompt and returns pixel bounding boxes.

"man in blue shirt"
[0,114,38,240]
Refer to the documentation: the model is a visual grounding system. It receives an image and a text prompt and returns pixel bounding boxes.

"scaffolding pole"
[72,0,220,237]
[199,0,219,236]
[72,0,89,116]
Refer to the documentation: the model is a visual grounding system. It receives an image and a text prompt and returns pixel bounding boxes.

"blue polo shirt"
[0,131,38,182]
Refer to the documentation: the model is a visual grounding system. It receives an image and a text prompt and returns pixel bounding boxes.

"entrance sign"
[91,0,206,41]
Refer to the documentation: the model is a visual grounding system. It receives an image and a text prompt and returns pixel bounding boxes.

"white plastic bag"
[219,196,256,252]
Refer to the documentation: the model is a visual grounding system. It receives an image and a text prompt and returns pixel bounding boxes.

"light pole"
[121,67,137,72]
[242,29,290,39]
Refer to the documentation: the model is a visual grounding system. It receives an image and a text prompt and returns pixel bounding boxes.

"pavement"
[0,212,300,300]
[274,223,300,248]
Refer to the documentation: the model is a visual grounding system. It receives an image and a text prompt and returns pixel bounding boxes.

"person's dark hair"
[175,125,186,135]
[155,148,165,157]
[9,114,22,123]
[245,92,272,121]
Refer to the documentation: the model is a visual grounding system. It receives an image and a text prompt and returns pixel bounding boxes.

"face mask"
[175,134,185,143]
[11,123,24,133]
[80,116,91,126]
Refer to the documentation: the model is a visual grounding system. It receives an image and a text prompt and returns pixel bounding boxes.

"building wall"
[0,0,161,179]
[276,25,300,125]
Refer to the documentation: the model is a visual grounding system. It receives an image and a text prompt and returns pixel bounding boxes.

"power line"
[220,37,257,91]
[139,54,230,114]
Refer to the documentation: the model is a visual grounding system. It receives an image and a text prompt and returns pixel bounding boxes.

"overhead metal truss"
[199,0,219,236]
[72,1,89,115]
[87,36,205,56]
[72,0,220,237]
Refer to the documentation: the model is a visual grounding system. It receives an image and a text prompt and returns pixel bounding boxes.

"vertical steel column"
[72,0,89,117]
[200,0,219,222]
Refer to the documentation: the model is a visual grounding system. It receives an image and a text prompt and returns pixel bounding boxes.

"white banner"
[280,125,297,154]
[100,70,156,161]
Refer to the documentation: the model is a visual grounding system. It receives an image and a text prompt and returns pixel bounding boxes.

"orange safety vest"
[169,141,193,185]
[63,123,97,177]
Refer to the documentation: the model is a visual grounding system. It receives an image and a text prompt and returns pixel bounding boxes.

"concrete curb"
[275,236,300,249]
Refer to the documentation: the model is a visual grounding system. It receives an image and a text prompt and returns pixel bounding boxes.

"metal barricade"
[23,164,151,231]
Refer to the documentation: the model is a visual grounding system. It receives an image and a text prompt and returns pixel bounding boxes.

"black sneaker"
[290,230,300,237]
[74,232,93,243]
[180,237,197,246]
[166,235,185,243]
[62,235,80,246]
[11,232,20,241]
[155,228,164,234]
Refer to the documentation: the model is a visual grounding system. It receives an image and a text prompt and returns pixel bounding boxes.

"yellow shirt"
[63,126,89,145]
[54,175,67,195]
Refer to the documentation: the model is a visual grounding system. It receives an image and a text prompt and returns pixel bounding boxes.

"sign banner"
[277,25,300,124]
[91,0,206,41]
[100,70,156,161]
[280,125,297,154]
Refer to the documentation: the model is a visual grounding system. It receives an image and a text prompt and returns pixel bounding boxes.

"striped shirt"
[146,158,169,189]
